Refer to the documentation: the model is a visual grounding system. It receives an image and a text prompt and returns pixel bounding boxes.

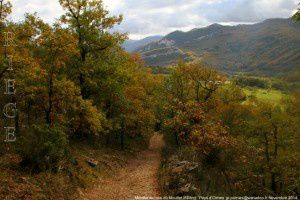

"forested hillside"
[137,19,300,75]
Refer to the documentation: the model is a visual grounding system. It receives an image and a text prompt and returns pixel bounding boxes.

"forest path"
[80,133,165,200]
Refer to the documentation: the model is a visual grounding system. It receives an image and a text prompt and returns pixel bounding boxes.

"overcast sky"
[9,0,299,39]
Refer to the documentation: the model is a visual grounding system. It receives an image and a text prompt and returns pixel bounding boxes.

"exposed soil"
[80,133,165,200]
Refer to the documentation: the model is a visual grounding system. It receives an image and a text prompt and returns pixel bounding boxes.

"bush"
[234,76,269,89]
[17,125,69,171]
[271,81,287,91]
[68,99,107,138]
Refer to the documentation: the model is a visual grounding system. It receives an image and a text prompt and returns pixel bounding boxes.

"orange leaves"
[189,122,231,155]
[164,100,233,153]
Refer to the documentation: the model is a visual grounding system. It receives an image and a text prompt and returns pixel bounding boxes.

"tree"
[113,54,157,149]
[59,0,126,99]
[247,101,299,194]
[5,14,107,139]
[0,0,12,79]
[34,17,77,126]
[186,62,225,102]
[165,61,225,104]
[165,62,192,103]
[292,2,300,21]
[0,0,11,24]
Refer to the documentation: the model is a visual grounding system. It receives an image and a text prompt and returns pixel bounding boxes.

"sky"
[9,0,299,40]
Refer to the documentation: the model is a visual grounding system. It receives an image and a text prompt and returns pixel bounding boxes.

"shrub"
[68,99,107,138]
[17,125,68,171]
[234,76,269,89]
[271,81,287,91]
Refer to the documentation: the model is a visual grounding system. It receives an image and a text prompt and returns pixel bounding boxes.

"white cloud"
[8,0,298,39]
[9,0,64,23]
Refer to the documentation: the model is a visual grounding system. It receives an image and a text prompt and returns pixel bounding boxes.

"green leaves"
[59,0,126,56]
[16,125,68,171]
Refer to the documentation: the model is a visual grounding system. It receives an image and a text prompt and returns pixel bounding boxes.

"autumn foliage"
[0,0,299,197]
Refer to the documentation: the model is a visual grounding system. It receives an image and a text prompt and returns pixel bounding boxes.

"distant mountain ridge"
[122,35,163,52]
[136,18,300,75]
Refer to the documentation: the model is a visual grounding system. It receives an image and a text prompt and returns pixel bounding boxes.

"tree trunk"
[204,89,213,102]
[223,170,233,195]
[271,124,279,194]
[195,84,200,102]
[271,173,277,194]
[27,102,31,127]
[79,48,87,99]
[106,133,110,146]
[11,96,19,136]
[263,132,270,163]
[120,119,125,150]
[174,132,179,146]
[45,70,53,126]
[273,125,278,160]
[121,131,124,150]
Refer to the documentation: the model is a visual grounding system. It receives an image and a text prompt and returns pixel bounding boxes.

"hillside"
[136,18,300,75]
[122,35,163,52]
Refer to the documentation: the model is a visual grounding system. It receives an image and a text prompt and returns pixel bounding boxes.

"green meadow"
[243,88,288,104]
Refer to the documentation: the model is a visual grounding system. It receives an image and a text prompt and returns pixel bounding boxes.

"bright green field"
[243,88,288,104]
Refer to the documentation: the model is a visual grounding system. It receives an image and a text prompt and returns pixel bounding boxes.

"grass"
[243,88,288,104]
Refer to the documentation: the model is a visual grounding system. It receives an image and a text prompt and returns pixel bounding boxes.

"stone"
[171,165,185,173]
[186,163,198,172]
[180,183,192,193]
[179,178,186,184]
[86,158,98,167]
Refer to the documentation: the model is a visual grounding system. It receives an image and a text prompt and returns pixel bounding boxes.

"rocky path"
[80,133,165,200]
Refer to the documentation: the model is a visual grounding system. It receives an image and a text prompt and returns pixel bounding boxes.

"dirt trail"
[80,133,165,200]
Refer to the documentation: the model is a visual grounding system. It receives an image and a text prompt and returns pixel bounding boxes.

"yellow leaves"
[38,27,78,69]
[123,84,156,135]
[117,56,160,136]
[77,99,105,136]
[124,86,146,102]
[167,61,226,102]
